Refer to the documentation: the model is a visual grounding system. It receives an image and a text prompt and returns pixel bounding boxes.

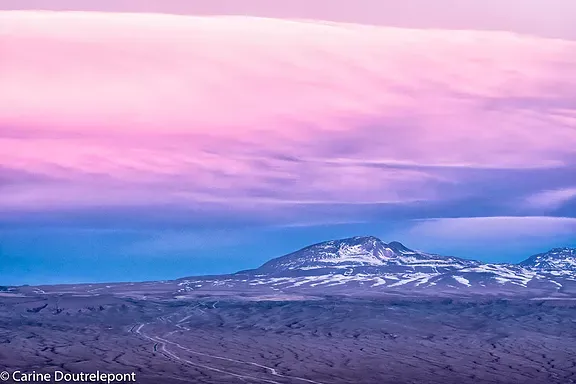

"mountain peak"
[340,236,409,250]
[520,247,576,271]
[189,239,576,294]
[249,235,476,276]
[351,235,381,242]
[341,235,383,246]
[549,247,575,253]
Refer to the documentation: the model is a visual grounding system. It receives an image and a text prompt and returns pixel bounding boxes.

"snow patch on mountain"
[252,236,477,274]
[520,248,576,271]
[178,237,576,294]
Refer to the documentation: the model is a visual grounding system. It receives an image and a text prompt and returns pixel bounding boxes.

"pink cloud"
[1,11,576,211]
[2,0,576,41]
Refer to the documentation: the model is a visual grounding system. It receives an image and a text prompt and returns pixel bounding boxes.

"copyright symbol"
[0,371,9,381]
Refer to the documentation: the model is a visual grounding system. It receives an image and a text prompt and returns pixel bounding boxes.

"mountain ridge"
[248,235,479,275]
[241,235,574,273]
[520,247,576,271]
[7,236,576,298]
[208,236,576,294]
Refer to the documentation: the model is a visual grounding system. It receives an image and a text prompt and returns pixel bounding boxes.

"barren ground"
[0,293,575,383]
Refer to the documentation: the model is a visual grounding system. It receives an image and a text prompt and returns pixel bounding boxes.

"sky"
[0,2,575,285]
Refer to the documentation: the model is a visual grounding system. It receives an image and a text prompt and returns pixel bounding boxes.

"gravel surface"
[1,294,575,384]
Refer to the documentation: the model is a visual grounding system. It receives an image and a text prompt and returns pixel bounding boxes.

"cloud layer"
[1,11,576,284]
[402,216,576,241]
[1,11,575,224]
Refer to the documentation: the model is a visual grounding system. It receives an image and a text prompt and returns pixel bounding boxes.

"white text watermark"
[1,370,136,383]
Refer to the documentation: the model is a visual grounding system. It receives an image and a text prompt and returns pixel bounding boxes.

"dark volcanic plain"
[1,290,575,384]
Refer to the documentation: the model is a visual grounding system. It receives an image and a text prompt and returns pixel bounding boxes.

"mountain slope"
[252,236,479,276]
[520,248,576,272]
[12,237,575,298]
[188,237,571,295]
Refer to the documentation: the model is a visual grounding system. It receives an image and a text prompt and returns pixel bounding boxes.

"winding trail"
[133,324,279,383]
[132,323,324,384]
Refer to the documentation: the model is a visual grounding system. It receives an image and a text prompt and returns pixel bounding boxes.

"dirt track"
[1,294,575,383]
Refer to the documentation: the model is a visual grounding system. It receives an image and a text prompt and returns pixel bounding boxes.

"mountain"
[251,236,479,276]
[520,248,576,272]
[12,237,576,298]
[182,237,570,295]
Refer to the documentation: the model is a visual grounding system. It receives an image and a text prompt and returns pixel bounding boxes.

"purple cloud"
[0,11,575,228]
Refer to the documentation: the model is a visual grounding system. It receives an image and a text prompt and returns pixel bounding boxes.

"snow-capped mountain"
[520,248,576,271]
[13,237,574,298]
[204,237,574,294]
[251,236,478,275]
[175,237,576,296]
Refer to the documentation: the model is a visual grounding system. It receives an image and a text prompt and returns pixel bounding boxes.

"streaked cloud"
[1,10,575,285]
[2,0,576,40]
[399,216,576,242]
[524,187,576,210]
[0,11,575,226]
